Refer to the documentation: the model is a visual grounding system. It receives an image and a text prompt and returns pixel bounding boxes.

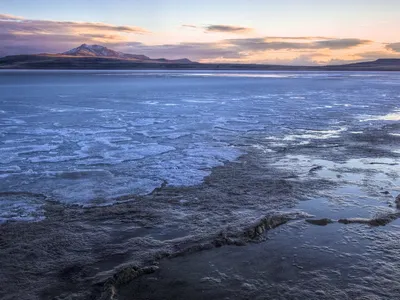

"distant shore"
[1,55,400,71]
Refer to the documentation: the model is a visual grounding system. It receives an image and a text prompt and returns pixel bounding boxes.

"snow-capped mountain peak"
[60,44,194,63]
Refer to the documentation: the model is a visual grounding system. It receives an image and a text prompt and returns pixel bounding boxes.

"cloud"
[182,24,198,29]
[0,14,24,21]
[226,38,308,51]
[0,13,151,56]
[205,25,253,34]
[111,41,244,60]
[0,14,149,35]
[313,38,371,49]
[110,37,370,63]
[225,38,371,51]
[288,53,331,66]
[386,42,400,52]
[263,36,331,41]
[0,13,392,65]
[182,24,253,34]
[79,33,121,40]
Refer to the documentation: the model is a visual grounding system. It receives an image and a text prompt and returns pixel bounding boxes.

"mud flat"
[0,147,330,300]
[117,124,400,300]
[1,123,400,299]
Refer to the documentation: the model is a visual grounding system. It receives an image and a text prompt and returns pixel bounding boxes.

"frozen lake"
[0,70,400,221]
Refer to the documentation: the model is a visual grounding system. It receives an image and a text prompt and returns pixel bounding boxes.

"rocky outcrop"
[97,265,159,300]
[306,218,334,226]
[395,194,400,209]
[94,211,311,300]
[339,214,399,226]
[305,213,400,227]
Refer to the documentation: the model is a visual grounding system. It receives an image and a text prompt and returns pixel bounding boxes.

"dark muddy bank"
[0,148,332,300]
[1,122,400,300]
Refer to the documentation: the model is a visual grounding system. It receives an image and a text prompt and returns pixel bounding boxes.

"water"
[1,70,400,221]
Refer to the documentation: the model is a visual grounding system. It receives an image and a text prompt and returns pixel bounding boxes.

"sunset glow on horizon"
[1,0,399,65]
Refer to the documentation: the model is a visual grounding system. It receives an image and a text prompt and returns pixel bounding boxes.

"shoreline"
[2,68,400,72]
[1,56,400,72]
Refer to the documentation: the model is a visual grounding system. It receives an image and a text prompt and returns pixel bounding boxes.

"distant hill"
[0,44,399,71]
[323,59,400,71]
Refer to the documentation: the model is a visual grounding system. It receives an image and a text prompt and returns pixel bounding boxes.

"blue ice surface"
[0,70,399,220]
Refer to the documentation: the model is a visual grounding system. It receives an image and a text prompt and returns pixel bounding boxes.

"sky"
[1,0,400,65]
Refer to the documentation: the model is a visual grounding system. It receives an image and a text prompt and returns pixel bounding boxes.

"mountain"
[62,44,151,61]
[59,44,195,64]
[0,43,197,68]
